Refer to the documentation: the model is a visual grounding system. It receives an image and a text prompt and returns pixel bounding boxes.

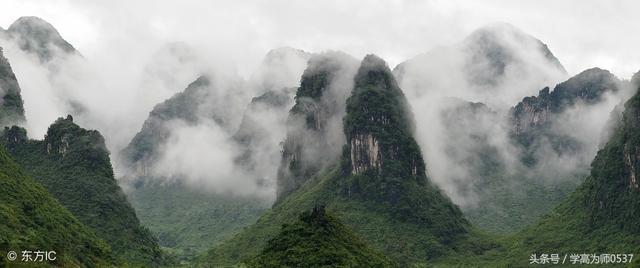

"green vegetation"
[462,170,583,234]
[340,55,469,244]
[202,55,498,267]
[515,88,640,255]
[248,206,397,267]
[122,76,210,165]
[440,88,640,267]
[127,181,267,260]
[0,142,114,267]
[2,116,166,266]
[277,52,358,203]
[457,68,621,234]
[0,47,26,127]
[121,75,272,260]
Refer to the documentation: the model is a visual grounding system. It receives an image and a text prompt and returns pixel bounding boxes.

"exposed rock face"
[5,16,77,62]
[511,87,551,134]
[342,54,429,199]
[275,52,358,202]
[206,55,473,266]
[350,133,381,174]
[582,87,640,232]
[0,47,26,127]
[345,55,426,179]
[42,115,108,162]
[511,68,620,137]
[2,125,27,146]
[624,144,639,189]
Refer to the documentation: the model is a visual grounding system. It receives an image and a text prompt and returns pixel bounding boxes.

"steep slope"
[122,76,214,170]
[426,68,624,234]
[121,74,246,174]
[203,55,495,266]
[339,55,469,237]
[0,136,114,267]
[119,75,266,259]
[0,47,25,127]
[276,51,359,202]
[247,206,396,267]
[487,84,640,267]
[120,48,310,259]
[4,16,77,62]
[2,116,164,266]
[233,87,295,186]
[511,68,621,149]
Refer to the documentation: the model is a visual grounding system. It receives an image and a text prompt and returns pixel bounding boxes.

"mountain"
[495,81,640,267]
[250,47,312,91]
[121,74,246,174]
[0,47,25,127]
[247,206,396,267]
[202,54,495,266]
[0,142,114,267]
[120,48,312,259]
[119,72,270,260]
[122,76,210,171]
[276,51,359,202]
[511,68,621,146]
[3,16,77,62]
[459,23,565,88]
[420,67,625,234]
[2,116,165,266]
[393,23,567,106]
[233,87,295,186]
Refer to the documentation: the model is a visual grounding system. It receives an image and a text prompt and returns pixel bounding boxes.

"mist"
[1,1,639,203]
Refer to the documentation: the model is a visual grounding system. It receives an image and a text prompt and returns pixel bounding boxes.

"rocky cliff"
[276,52,358,202]
[0,47,25,127]
[511,68,620,137]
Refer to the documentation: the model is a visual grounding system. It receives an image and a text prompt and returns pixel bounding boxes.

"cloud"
[1,0,639,202]
[149,119,275,199]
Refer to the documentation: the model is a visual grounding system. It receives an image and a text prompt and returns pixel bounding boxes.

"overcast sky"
[1,0,639,79]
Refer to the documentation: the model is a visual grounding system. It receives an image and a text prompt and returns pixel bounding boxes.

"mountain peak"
[469,22,525,38]
[511,67,621,136]
[394,22,567,103]
[253,47,312,91]
[343,55,421,182]
[354,54,400,92]
[44,115,108,161]
[264,46,310,60]
[248,206,396,267]
[7,16,76,61]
